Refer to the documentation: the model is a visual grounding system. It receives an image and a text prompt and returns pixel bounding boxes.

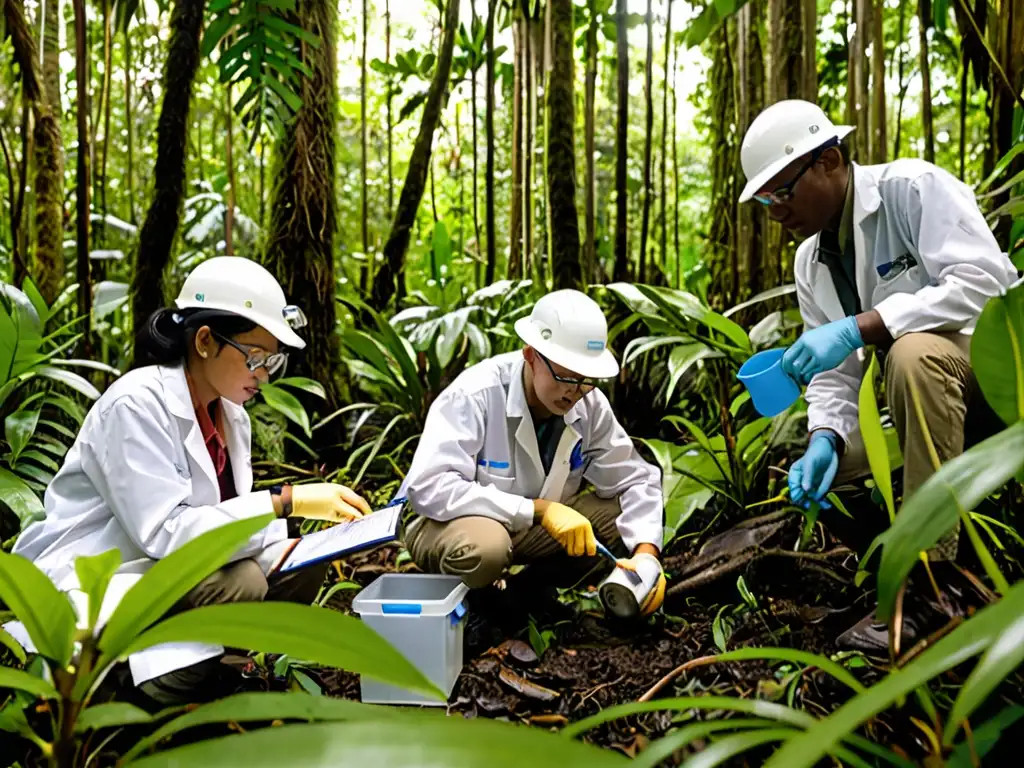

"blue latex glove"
[782,316,864,386]
[789,431,840,509]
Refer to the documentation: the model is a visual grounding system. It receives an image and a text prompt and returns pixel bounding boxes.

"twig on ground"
[897,616,965,668]
[577,674,626,707]
[638,656,720,702]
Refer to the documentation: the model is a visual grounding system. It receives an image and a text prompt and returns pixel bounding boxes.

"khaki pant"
[405,492,624,589]
[834,331,1000,560]
[138,559,328,704]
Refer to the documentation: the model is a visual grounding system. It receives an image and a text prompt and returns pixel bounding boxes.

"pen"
[595,541,641,584]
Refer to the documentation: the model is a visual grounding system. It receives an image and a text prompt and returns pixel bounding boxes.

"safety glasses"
[538,353,598,390]
[213,332,289,376]
[752,137,839,206]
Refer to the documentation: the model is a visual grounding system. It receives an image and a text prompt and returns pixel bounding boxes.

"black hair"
[133,307,258,368]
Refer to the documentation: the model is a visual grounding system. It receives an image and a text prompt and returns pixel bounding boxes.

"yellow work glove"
[616,552,666,616]
[537,501,597,557]
[290,483,372,523]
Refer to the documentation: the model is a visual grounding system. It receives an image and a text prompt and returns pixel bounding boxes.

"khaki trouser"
[138,559,328,704]
[834,331,1000,560]
[404,491,624,589]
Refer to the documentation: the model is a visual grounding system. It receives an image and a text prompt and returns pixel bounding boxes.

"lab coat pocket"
[873,263,926,305]
[477,469,516,493]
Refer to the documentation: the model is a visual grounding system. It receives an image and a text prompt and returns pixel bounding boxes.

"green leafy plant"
[0,516,442,765]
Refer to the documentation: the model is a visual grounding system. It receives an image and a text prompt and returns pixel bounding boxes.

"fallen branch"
[638,656,720,702]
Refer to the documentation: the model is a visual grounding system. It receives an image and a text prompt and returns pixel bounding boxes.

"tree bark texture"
[769,0,815,104]
[612,0,629,282]
[509,13,524,279]
[471,0,482,262]
[660,0,672,279]
[871,0,886,164]
[918,0,935,163]
[485,0,497,284]
[583,0,598,284]
[125,22,136,225]
[264,0,342,410]
[989,0,1024,247]
[372,0,460,308]
[736,1,766,298]
[360,0,370,292]
[73,0,92,343]
[131,0,206,343]
[523,3,535,280]
[709,23,737,307]
[5,0,64,304]
[638,0,654,284]
[546,0,582,290]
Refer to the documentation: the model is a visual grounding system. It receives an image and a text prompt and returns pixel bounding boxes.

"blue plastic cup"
[737,348,801,417]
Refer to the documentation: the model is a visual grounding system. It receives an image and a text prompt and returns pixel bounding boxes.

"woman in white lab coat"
[12,256,371,706]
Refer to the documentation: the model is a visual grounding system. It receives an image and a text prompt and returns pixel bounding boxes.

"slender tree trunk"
[546,0,582,290]
[509,13,524,279]
[130,0,207,340]
[264,0,343,410]
[471,0,482,266]
[484,0,498,284]
[659,0,672,277]
[736,1,766,297]
[73,0,92,346]
[98,0,113,238]
[988,0,1024,246]
[802,0,817,98]
[224,84,235,255]
[536,12,549,286]
[612,0,629,282]
[360,0,369,292]
[583,0,598,284]
[871,0,886,163]
[386,0,394,218]
[373,0,461,308]
[259,138,266,227]
[959,52,968,180]
[893,0,907,156]
[637,0,654,284]
[672,31,680,288]
[709,22,737,307]
[125,22,136,225]
[918,0,935,163]
[16,103,31,287]
[523,4,535,280]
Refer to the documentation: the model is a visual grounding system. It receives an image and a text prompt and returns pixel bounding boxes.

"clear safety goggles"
[214,332,289,376]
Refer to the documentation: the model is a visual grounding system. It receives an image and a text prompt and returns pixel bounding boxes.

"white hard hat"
[514,289,619,379]
[738,100,854,203]
[174,256,307,349]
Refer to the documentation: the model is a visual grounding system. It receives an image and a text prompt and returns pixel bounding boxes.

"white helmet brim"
[738,125,855,203]
[515,316,620,380]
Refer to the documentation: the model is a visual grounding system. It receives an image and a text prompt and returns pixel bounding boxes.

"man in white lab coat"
[402,289,666,619]
[738,100,1017,650]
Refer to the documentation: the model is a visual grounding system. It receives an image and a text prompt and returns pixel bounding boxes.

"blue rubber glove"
[789,431,840,509]
[782,316,864,386]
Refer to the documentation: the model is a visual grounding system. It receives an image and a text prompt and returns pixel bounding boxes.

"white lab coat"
[7,364,288,684]
[797,159,1018,444]
[402,353,663,553]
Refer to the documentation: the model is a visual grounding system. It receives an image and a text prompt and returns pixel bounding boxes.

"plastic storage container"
[737,348,801,417]
[352,573,470,706]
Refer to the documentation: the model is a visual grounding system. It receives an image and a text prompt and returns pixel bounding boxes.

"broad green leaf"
[635,719,775,768]
[944,610,1024,744]
[75,702,153,733]
[96,516,275,665]
[736,417,772,457]
[677,728,797,768]
[74,550,121,630]
[201,12,237,57]
[259,384,312,436]
[978,141,1024,192]
[706,647,865,693]
[0,625,27,663]
[131,714,624,767]
[342,329,401,386]
[947,705,1024,768]
[37,366,101,400]
[0,551,75,665]
[622,335,693,366]
[562,695,815,739]
[636,284,750,352]
[0,665,59,699]
[972,283,1024,424]
[5,408,40,460]
[763,582,1024,768]
[120,602,442,701]
[665,343,720,404]
[869,422,1024,622]
[0,466,45,527]
[275,377,327,400]
[663,415,715,456]
[122,692,398,762]
[858,352,895,522]
[436,307,475,368]
[722,284,798,318]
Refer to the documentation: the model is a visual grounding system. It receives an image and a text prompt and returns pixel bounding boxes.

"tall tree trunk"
[373,0,460,308]
[224,84,235,255]
[360,0,369,292]
[130,0,206,340]
[484,0,498,284]
[770,0,816,103]
[988,0,1024,246]
[893,0,908,156]
[802,0,818,97]
[709,22,737,307]
[523,4,535,280]
[98,0,113,238]
[638,0,654,284]
[385,0,394,218]
[612,0,629,282]
[918,0,935,163]
[73,0,92,345]
[736,1,766,298]
[536,11,549,286]
[672,31,680,288]
[583,0,598,284]
[959,51,968,180]
[546,0,582,290]
[264,0,343,410]
[471,0,482,268]
[847,0,869,161]
[125,21,136,225]
[660,0,672,277]
[871,0,886,163]
[509,13,524,279]
[5,0,64,303]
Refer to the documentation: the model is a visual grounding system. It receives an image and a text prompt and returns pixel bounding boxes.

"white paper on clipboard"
[279,504,403,572]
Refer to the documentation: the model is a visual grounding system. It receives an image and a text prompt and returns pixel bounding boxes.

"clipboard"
[276,500,405,574]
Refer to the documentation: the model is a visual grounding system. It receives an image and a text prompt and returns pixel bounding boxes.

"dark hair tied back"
[133,307,259,369]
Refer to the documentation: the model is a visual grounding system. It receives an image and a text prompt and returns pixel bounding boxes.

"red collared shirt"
[186,371,237,502]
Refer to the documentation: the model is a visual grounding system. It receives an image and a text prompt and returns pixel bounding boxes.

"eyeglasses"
[213,332,289,376]
[752,138,839,206]
[538,353,599,391]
